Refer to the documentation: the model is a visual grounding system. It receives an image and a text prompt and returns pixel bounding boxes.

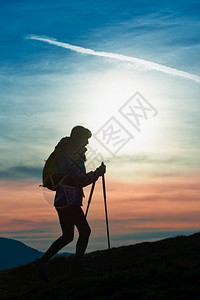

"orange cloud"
[0,173,199,251]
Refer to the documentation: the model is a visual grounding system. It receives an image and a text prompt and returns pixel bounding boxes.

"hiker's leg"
[73,206,91,267]
[40,207,74,264]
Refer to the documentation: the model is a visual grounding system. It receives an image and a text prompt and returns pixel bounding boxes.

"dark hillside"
[0,233,200,299]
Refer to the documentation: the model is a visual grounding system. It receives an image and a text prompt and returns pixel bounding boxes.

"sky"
[0,0,200,253]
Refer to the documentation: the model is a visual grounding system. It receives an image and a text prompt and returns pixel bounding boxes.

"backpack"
[42,147,63,191]
[42,137,83,191]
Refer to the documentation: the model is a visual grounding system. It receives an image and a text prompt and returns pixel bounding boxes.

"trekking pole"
[102,173,112,272]
[85,181,96,217]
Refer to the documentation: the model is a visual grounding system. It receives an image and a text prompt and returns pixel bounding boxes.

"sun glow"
[79,69,163,155]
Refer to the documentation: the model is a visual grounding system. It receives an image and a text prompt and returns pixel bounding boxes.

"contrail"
[27,35,200,83]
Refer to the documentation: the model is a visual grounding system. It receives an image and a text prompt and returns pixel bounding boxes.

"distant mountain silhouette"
[0,237,72,270]
[0,233,200,299]
[0,237,43,270]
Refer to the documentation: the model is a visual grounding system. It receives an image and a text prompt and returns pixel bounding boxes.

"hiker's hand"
[96,162,106,177]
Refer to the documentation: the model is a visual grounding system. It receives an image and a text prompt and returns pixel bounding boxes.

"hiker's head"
[70,126,92,147]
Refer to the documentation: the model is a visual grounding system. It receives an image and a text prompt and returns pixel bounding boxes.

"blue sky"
[0,0,200,251]
[1,0,200,176]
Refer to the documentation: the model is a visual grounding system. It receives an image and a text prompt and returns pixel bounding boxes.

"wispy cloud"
[27,35,200,83]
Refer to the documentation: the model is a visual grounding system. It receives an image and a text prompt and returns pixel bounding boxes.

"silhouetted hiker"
[35,126,106,281]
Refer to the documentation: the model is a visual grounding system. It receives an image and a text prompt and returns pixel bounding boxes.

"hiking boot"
[34,259,49,282]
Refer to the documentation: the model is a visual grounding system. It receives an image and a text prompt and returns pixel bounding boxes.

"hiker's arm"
[73,163,106,187]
